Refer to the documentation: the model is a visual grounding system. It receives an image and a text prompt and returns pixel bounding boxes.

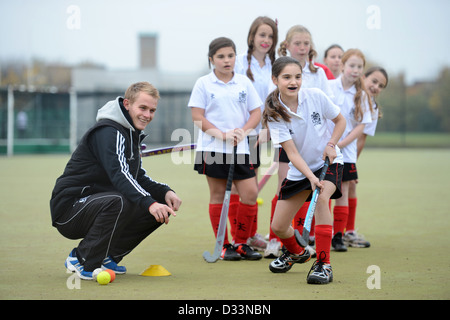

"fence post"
[7,86,14,157]
[69,87,77,153]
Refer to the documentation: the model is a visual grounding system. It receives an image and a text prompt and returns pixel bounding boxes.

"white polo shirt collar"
[278,90,308,120]
[208,70,237,85]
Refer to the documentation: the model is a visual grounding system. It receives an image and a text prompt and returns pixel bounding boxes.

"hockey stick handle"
[225,146,237,191]
[141,143,196,157]
[258,162,278,192]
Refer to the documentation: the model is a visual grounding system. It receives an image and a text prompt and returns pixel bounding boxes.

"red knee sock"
[333,205,348,235]
[270,195,281,241]
[251,209,258,238]
[228,194,240,238]
[234,202,258,244]
[346,198,357,233]
[280,235,303,255]
[209,203,229,245]
[312,200,331,239]
[314,224,332,264]
[293,202,308,235]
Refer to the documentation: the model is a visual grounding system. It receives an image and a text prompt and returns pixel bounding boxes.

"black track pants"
[54,191,163,271]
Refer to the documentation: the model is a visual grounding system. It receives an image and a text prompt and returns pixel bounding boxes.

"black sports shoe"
[235,244,262,260]
[221,244,241,261]
[307,260,333,284]
[269,247,311,273]
[332,232,348,252]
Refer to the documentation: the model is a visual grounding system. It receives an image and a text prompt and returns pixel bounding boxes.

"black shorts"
[278,163,343,201]
[342,163,358,182]
[273,147,290,163]
[194,151,256,180]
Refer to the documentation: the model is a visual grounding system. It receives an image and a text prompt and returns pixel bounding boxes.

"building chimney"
[139,33,158,69]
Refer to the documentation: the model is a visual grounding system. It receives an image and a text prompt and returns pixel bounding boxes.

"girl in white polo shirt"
[327,49,373,252]
[345,66,388,248]
[268,25,334,258]
[263,56,346,284]
[233,16,278,250]
[188,37,263,261]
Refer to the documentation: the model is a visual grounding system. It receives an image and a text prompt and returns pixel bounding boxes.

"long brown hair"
[246,16,278,81]
[341,49,373,121]
[278,25,318,73]
[262,57,302,128]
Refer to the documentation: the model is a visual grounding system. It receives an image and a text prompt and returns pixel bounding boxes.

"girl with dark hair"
[188,37,263,261]
[263,57,345,284]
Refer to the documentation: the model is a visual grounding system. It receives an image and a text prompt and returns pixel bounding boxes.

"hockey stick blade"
[295,157,330,248]
[203,145,237,263]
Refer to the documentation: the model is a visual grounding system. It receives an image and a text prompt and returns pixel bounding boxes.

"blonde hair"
[341,49,373,121]
[278,25,318,73]
[246,16,278,81]
[125,82,160,104]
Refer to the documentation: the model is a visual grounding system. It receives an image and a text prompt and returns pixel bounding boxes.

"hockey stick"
[141,143,196,157]
[295,157,330,247]
[203,145,237,263]
[258,162,278,192]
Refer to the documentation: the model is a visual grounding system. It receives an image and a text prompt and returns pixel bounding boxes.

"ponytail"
[262,88,292,128]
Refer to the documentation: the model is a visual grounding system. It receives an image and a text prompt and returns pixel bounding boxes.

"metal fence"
[0,87,193,155]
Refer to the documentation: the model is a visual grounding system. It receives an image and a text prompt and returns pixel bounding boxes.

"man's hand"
[165,190,182,211]
[149,202,175,224]
[148,191,180,224]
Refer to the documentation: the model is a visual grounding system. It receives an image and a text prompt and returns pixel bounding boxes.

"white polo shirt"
[302,61,334,99]
[267,88,343,181]
[235,53,273,102]
[188,71,262,154]
[363,99,379,136]
[328,76,372,163]
[235,53,273,134]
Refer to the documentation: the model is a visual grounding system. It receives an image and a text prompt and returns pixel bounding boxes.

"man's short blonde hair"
[124,82,160,104]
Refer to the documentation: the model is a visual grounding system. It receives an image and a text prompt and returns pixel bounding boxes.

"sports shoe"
[221,244,241,261]
[65,248,93,280]
[344,231,371,248]
[264,239,281,258]
[307,260,333,284]
[306,245,316,258]
[102,256,127,274]
[235,244,262,260]
[247,233,268,251]
[269,247,311,273]
[332,232,348,252]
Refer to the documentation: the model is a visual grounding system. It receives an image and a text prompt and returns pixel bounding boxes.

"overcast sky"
[1,0,449,85]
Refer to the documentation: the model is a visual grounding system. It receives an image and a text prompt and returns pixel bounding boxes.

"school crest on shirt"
[311,112,321,126]
[238,91,247,103]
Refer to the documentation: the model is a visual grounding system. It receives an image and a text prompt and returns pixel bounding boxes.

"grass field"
[0,148,449,301]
